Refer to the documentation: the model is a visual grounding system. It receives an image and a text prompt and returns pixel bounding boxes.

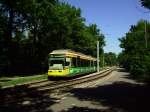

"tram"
[48,49,97,78]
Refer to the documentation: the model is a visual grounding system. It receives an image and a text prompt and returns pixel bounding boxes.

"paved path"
[49,68,149,112]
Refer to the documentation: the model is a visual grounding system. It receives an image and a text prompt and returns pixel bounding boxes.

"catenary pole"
[97,40,100,72]
[145,21,147,49]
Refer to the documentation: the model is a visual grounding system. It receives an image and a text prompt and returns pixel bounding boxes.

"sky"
[63,0,150,54]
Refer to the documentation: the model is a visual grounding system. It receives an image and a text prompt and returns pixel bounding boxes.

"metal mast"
[97,40,100,72]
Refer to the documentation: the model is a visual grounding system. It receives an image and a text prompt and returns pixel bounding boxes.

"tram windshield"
[49,60,64,70]
[49,54,71,70]
[49,57,64,70]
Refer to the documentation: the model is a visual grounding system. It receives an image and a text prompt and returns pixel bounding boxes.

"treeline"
[118,20,150,81]
[118,0,150,82]
[0,0,105,75]
[104,52,117,66]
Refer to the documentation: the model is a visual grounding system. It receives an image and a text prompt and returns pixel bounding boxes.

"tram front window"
[49,60,64,70]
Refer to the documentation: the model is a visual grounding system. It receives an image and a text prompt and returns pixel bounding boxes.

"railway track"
[2,67,115,91]
[29,67,116,91]
[2,67,116,104]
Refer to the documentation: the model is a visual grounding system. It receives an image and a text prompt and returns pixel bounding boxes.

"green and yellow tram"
[48,49,97,78]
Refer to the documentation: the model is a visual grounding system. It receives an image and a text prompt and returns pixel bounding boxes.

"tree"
[140,0,150,10]
[0,0,59,74]
[0,0,105,75]
[104,52,117,66]
[119,20,150,81]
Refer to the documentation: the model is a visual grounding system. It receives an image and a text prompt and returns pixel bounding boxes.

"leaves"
[0,0,105,75]
[104,52,117,66]
[140,0,150,10]
[119,20,150,82]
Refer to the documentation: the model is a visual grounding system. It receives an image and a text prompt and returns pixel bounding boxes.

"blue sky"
[63,0,150,54]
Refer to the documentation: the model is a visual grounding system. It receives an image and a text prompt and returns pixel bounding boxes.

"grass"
[0,73,47,88]
[0,67,111,88]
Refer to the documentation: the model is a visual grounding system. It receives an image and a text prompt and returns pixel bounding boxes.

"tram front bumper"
[48,69,69,77]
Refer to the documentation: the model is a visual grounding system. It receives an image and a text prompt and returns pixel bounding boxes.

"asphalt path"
[49,68,150,112]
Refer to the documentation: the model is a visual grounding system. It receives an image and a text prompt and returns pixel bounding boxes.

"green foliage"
[140,0,150,9]
[104,52,117,66]
[119,20,150,82]
[0,0,105,75]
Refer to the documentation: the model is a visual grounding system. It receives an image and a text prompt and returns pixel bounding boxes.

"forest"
[0,0,105,75]
[118,0,150,82]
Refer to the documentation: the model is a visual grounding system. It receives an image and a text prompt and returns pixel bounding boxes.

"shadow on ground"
[67,69,150,112]
[0,86,56,112]
[61,107,113,112]
[0,68,150,112]
[116,68,149,84]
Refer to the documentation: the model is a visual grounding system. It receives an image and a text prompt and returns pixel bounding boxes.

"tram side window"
[80,59,82,67]
[85,60,87,67]
[77,57,81,67]
[90,60,92,67]
[83,59,86,67]
[92,61,94,67]
[87,60,88,67]
[94,61,96,67]
[86,60,90,67]
[81,59,84,67]
[81,59,83,67]
[86,60,89,67]
[91,61,93,67]
[72,58,77,67]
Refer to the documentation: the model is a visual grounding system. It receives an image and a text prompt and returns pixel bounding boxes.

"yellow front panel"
[48,68,69,76]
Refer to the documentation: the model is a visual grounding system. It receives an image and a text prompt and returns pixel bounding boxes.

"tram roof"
[50,49,96,61]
